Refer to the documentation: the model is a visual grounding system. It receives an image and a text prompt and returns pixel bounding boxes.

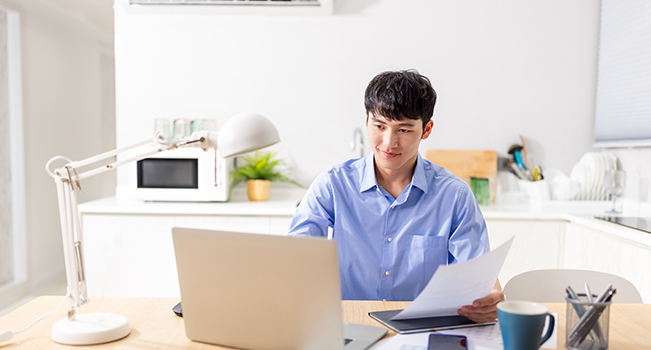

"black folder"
[368,309,496,334]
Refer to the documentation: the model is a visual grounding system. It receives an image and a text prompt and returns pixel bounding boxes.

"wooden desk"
[0,297,649,349]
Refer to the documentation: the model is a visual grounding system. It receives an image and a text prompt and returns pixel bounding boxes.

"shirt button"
[391,206,395,209]
[387,238,392,242]
[385,271,390,276]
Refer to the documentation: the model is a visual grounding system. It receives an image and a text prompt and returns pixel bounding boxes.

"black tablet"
[369,309,495,334]
[173,301,183,317]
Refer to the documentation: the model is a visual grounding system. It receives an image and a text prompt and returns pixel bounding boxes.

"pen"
[584,283,606,346]
[567,286,601,342]
[567,286,579,300]
[585,283,593,303]
[514,150,527,172]
[510,161,528,180]
[567,284,614,347]
[602,288,617,303]
[520,135,532,174]
[595,284,614,303]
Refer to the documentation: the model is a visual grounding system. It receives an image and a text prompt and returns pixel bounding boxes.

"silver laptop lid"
[172,228,345,350]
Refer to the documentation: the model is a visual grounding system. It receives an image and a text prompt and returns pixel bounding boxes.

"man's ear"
[365,111,369,125]
[422,120,434,140]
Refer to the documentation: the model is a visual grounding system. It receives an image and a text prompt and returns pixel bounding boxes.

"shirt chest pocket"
[402,235,448,281]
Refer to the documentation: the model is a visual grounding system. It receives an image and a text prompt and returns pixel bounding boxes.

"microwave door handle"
[214,151,218,187]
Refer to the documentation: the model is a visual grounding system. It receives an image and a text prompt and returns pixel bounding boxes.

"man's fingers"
[472,290,504,307]
[461,307,497,319]
[472,313,498,323]
[458,288,505,323]
[463,305,495,315]
[457,307,498,323]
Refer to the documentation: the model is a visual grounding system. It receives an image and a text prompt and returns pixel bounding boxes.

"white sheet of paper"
[368,313,557,350]
[391,236,514,320]
[367,332,493,350]
[438,312,558,349]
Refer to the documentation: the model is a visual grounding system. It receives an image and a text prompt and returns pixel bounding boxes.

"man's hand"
[457,280,505,324]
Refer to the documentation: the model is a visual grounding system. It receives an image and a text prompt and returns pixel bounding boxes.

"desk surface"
[0,296,649,349]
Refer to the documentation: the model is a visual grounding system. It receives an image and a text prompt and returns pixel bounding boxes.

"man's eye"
[374,124,384,129]
[399,129,411,133]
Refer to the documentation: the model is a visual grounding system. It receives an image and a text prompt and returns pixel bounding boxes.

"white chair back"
[503,269,642,303]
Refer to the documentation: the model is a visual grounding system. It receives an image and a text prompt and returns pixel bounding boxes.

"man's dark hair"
[364,70,437,129]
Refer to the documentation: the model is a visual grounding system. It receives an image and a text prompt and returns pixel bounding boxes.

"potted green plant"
[231,150,302,201]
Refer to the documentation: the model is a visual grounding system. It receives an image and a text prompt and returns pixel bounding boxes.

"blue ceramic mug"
[498,301,555,350]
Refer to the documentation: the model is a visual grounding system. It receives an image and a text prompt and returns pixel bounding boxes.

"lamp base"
[51,313,130,345]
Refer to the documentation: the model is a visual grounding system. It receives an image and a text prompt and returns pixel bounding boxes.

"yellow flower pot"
[247,179,271,201]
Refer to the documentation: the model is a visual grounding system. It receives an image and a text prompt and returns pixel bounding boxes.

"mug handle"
[539,312,555,346]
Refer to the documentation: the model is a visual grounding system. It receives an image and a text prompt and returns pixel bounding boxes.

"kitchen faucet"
[350,127,364,158]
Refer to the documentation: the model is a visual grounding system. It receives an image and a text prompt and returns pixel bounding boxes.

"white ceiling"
[37,0,114,35]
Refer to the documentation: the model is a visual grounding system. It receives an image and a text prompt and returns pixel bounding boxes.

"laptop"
[171,227,387,350]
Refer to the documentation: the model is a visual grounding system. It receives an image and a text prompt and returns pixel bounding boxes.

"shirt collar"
[412,153,429,194]
[360,153,377,193]
[359,153,429,194]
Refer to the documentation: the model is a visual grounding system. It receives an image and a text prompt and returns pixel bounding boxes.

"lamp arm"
[47,133,171,181]
[74,147,164,182]
[45,132,210,316]
[67,137,159,169]
[50,133,211,183]
[53,174,85,313]
[40,113,279,345]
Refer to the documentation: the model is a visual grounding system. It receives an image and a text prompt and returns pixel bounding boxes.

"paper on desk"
[437,313,558,349]
[368,314,557,350]
[391,236,514,320]
[367,332,498,350]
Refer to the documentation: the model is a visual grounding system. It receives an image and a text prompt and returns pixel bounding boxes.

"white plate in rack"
[570,152,620,201]
[570,162,587,200]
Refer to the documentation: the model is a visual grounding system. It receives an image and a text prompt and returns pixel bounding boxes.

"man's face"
[366,112,433,172]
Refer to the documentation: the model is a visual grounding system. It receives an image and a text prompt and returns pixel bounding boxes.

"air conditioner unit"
[124,0,333,15]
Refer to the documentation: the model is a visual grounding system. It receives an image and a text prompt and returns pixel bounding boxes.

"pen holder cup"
[565,295,611,350]
[519,179,551,204]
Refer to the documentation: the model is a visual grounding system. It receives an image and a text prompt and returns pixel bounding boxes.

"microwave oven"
[134,148,231,202]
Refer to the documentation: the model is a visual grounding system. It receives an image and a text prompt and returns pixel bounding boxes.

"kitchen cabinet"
[485,219,565,286]
[79,197,296,297]
[563,220,651,302]
[80,197,651,302]
[484,212,651,302]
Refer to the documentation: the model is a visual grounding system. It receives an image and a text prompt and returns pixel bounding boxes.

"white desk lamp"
[44,113,280,345]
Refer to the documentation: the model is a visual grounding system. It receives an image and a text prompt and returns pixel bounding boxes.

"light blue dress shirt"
[288,153,489,301]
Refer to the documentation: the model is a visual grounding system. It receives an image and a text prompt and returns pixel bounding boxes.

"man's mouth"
[381,151,400,158]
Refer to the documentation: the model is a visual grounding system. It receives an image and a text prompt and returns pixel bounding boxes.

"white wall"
[115,0,601,192]
[606,148,651,209]
[0,0,113,293]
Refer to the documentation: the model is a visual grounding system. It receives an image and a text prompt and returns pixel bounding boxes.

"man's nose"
[383,130,399,147]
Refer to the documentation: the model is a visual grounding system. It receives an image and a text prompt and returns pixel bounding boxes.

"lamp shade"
[217,113,281,158]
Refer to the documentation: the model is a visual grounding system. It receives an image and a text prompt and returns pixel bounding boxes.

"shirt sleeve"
[447,184,490,264]
[288,171,335,238]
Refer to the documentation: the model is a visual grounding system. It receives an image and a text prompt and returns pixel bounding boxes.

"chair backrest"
[503,269,643,303]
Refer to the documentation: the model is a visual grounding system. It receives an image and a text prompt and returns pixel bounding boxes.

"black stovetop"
[595,216,651,234]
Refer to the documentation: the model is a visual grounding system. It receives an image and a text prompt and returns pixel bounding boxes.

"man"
[288,70,504,323]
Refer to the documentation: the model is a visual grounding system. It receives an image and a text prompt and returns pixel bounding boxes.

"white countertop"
[482,199,651,247]
[78,190,651,247]
[78,188,305,216]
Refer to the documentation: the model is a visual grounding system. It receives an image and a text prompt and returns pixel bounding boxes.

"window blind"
[0,10,13,287]
[593,0,651,147]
